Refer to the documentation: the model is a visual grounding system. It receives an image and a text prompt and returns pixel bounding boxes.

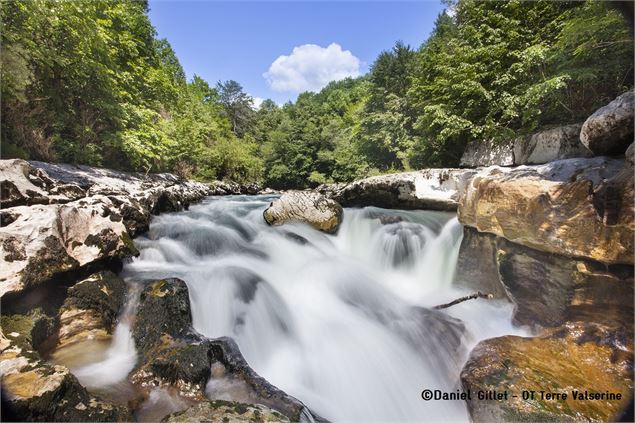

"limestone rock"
[0,313,131,421]
[454,227,634,330]
[56,271,126,348]
[460,124,591,168]
[0,198,137,298]
[263,191,343,233]
[162,400,290,423]
[461,322,633,422]
[458,157,633,265]
[513,123,592,165]
[0,159,215,298]
[319,168,476,211]
[581,91,634,155]
[460,139,514,167]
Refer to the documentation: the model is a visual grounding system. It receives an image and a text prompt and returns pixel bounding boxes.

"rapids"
[71,195,525,421]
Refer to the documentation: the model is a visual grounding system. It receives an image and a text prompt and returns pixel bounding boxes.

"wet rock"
[461,322,633,422]
[319,168,476,211]
[0,313,131,421]
[458,156,633,265]
[133,278,192,363]
[130,278,320,421]
[453,228,510,300]
[454,227,634,330]
[263,191,343,234]
[207,180,263,196]
[162,400,290,423]
[378,214,404,225]
[0,308,56,351]
[581,91,634,155]
[56,271,126,348]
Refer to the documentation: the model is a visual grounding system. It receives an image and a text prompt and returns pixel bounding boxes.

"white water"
[86,195,524,421]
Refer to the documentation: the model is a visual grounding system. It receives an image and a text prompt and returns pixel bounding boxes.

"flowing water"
[67,195,525,422]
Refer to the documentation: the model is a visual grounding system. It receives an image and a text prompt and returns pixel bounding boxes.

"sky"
[148,1,446,105]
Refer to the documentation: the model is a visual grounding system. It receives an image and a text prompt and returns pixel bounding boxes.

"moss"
[119,231,139,257]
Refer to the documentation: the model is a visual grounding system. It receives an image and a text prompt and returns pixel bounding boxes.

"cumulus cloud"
[264,43,361,93]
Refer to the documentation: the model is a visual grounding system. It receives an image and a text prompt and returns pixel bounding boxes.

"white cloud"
[264,43,361,93]
[252,96,264,110]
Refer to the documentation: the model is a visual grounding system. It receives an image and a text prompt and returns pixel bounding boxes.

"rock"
[56,271,126,348]
[0,159,64,209]
[626,142,634,167]
[453,228,511,301]
[460,139,515,168]
[458,156,633,265]
[0,308,55,351]
[207,180,263,196]
[0,198,137,298]
[581,91,635,155]
[455,227,634,330]
[132,278,192,363]
[461,322,633,422]
[162,400,290,423]
[319,168,476,211]
[263,191,343,233]
[460,124,591,168]
[513,123,592,165]
[0,313,131,421]
[130,278,320,421]
[0,159,215,298]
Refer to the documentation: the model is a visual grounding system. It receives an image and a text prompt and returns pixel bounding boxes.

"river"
[66,195,524,421]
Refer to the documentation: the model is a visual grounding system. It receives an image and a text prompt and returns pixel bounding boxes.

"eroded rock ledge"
[319,168,477,211]
[458,156,634,265]
[0,159,262,299]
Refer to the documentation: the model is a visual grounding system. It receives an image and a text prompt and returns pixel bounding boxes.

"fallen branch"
[433,291,494,310]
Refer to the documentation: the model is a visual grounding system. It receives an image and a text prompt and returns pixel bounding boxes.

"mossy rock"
[461,321,633,422]
[161,400,290,423]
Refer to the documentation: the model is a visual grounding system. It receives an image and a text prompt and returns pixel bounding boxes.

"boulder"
[458,156,633,265]
[132,278,193,363]
[162,400,289,423]
[455,227,634,330]
[0,159,85,208]
[56,271,126,349]
[319,168,476,211]
[460,139,514,168]
[130,278,320,421]
[581,91,634,155]
[460,124,591,168]
[461,322,633,422]
[0,198,137,298]
[0,159,215,298]
[513,123,592,165]
[263,191,343,233]
[0,311,131,421]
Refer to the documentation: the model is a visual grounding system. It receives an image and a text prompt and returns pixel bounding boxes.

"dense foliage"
[2,0,632,187]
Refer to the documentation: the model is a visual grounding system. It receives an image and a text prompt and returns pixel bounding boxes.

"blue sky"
[148,1,446,105]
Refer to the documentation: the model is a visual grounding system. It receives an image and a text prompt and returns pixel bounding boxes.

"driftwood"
[433,291,494,310]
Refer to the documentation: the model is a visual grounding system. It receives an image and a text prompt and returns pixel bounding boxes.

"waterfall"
[80,195,522,421]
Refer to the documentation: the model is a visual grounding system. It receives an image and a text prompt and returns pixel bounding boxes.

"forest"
[1,0,633,189]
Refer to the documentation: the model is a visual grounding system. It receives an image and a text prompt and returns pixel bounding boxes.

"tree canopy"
[2,0,632,187]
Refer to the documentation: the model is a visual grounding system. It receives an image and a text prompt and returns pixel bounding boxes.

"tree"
[216,80,255,137]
